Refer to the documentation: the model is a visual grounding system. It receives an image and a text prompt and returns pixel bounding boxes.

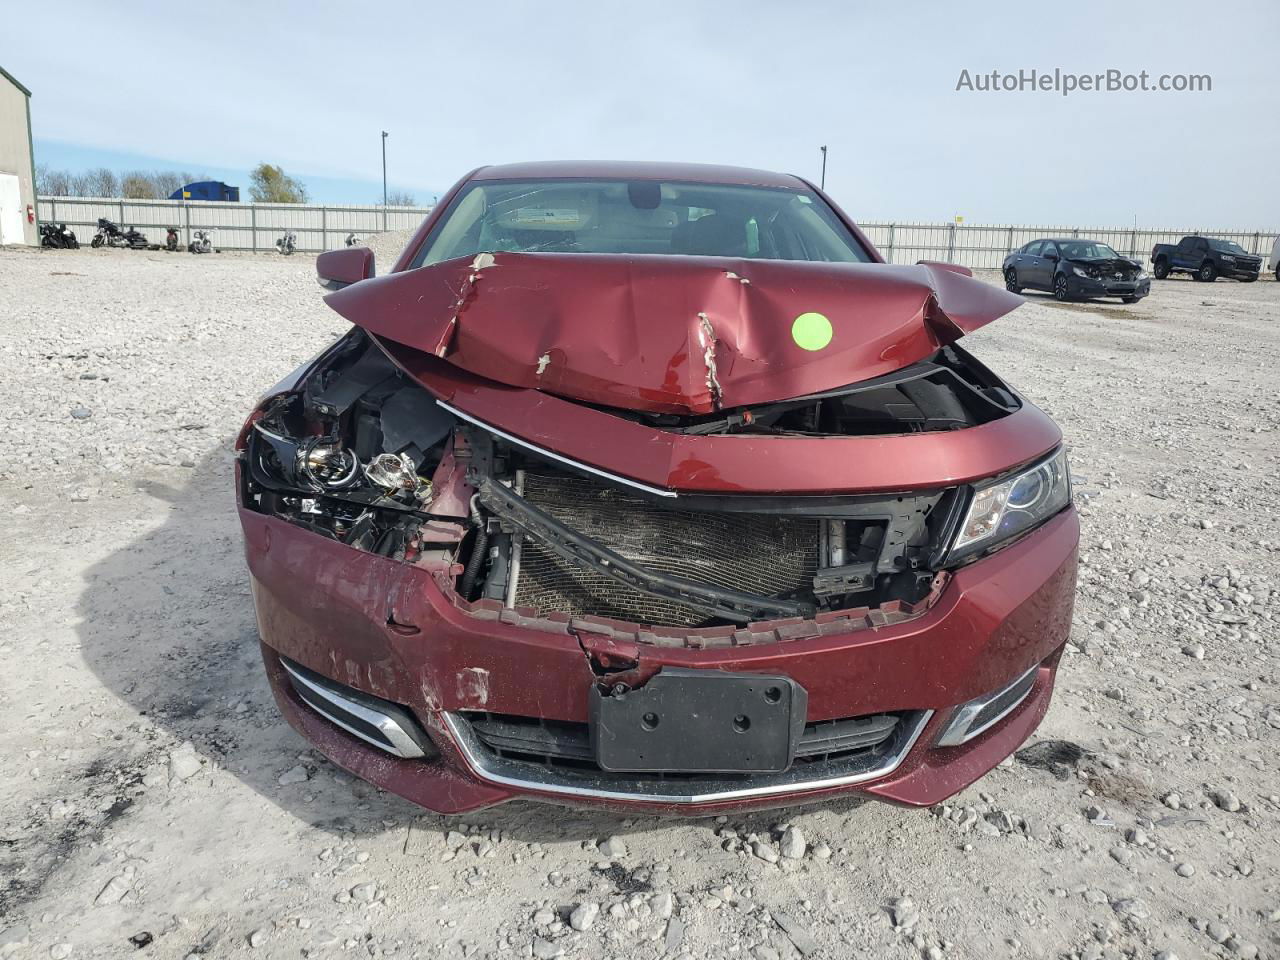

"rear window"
[414,178,872,267]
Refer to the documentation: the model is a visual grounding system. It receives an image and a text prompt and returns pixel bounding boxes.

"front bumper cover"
[1066,274,1150,299]
[1222,266,1260,280]
[247,496,1078,815]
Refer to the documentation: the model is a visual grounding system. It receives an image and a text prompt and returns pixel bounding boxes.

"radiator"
[512,472,819,627]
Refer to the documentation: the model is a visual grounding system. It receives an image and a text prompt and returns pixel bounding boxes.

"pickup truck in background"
[1150,235,1262,282]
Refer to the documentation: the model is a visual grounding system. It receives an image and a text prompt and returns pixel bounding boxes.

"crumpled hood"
[325,252,1023,415]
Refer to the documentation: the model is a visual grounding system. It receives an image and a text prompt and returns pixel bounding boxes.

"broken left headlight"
[947,448,1071,563]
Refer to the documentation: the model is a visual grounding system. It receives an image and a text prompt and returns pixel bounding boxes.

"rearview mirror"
[317,247,375,291]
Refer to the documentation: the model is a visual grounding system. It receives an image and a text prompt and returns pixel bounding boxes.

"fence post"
[886,223,895,264]
[119,199,126,228]
[946,223,956,262]
[1253,231,1260,255]
[321,207,327,252]
[251,205,257,253]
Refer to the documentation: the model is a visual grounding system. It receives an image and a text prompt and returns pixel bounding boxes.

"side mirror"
[317,247,375,291]
[1043,251,1059,261]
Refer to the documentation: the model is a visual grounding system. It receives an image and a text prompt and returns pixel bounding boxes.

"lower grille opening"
[445,708,931,803]
[461,709,906,781]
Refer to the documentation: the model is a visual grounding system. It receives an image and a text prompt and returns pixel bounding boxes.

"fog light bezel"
[280,656,436,760]
[934,663,1040,748]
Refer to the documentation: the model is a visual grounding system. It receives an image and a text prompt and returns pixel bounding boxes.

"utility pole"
[819,145,828,190]
[378,131,389,207]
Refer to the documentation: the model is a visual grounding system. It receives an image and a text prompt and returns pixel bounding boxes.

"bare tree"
[83,168,119,198]
[151,170,203,199]
[35,165,55,195]
[385,189,417,206]
[118,173,156,199]
[35,165,221,199]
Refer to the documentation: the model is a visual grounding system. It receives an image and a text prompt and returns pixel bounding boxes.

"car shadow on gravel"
[75,442,872,846]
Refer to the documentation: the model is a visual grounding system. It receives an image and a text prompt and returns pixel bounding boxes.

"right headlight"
[946,448,1071,563]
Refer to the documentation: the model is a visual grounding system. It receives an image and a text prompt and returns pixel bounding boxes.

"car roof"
[1032,237,1108,245]
[470,160,808,189]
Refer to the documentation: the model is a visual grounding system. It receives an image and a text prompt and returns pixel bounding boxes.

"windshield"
[1208,239,1247,255]
[1059,241,1121,260]
[414,179,872,267]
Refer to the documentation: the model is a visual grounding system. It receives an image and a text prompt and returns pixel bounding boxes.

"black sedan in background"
[1003,238,1151,303]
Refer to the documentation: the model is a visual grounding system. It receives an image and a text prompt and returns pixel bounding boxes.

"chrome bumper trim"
[280,657,428,759]
[442,709,932,805]
[934,663,1039,747]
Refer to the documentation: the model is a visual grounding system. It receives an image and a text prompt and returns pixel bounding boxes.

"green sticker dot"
[791,312,833,351]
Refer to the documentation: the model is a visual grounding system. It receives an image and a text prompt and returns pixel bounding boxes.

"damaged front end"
[238,245,1077,814]
[238,327,1028,637]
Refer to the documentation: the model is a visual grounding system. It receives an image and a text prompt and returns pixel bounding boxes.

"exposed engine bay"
[240,330,1022,632]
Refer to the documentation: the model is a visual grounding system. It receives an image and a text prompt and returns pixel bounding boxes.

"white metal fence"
[36,196,434,253]
[35,196,1279,267]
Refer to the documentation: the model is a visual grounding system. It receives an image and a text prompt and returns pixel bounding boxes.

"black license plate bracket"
[589,668,807,774]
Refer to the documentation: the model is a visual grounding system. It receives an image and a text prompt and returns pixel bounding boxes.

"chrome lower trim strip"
[280,658,427,759]
[934,664,1039,747]
[435,400,679,499]
[442,709,932,805]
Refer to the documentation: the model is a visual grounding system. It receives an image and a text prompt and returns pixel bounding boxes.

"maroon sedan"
[237,161,1077,815]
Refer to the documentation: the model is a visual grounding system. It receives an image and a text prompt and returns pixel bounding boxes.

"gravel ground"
[1,243,1277,960]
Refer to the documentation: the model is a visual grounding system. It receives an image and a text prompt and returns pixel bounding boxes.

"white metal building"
[0,65,36,246]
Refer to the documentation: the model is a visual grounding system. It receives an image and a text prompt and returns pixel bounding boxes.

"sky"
[5,0,1278,227]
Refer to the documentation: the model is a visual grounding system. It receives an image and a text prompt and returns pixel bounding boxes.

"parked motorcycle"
[90,218,122,248]
[90,218,149,250]
[344,232,362,247]
[275,230,297,255]
[188,230,214,254]
[40,223,80,249]
[165,227,180,252]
